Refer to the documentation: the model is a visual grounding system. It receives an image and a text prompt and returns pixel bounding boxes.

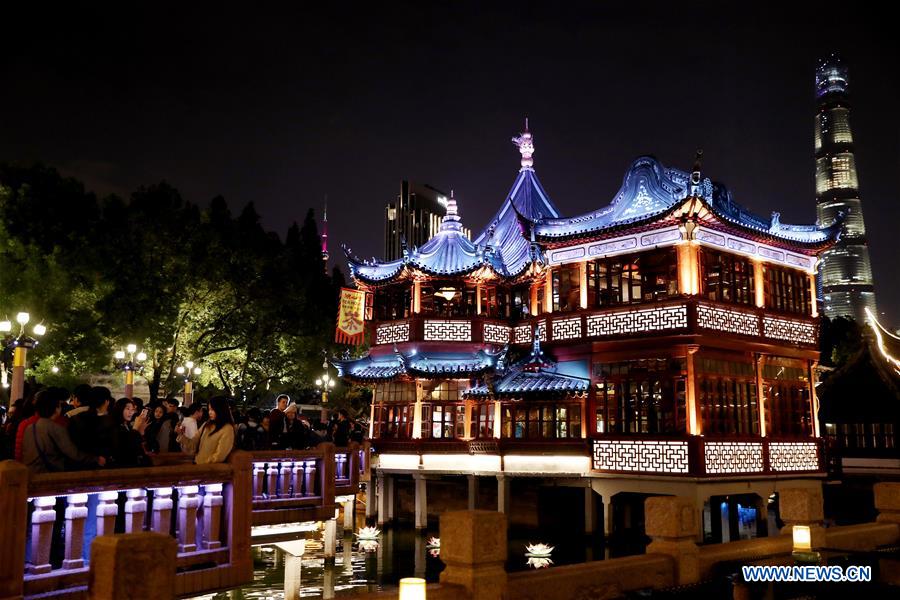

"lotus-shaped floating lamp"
[426,537,440,548]
[524,543,554,557]
[356,526,382,541]
[526,556,553,569]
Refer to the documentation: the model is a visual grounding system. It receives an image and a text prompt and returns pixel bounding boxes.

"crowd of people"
[0,388,364,474]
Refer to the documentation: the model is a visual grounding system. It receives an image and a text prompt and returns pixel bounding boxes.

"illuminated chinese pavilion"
[338,127,843,541]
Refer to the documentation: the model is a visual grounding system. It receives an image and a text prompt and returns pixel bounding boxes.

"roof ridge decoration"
[511,117,535,171]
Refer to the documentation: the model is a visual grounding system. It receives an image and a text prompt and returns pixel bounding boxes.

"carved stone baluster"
[304,460,317,497]
[253,462,266,499]
[62,494,89,569]
[177,485,201,553]
[292,461,305,498]
[280,461,294,498]
[201,483,224,549]
[27,496,57,574]
[150,487,174,535]
[124,488,147,533]
[95,491,119,537]
[267,462,279,499]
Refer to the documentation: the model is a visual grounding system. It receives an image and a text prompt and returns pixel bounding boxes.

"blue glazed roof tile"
[335,347,505,382]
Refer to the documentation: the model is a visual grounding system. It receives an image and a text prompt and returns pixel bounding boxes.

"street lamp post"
[1,312,47,405]
[113,344,147,400]
[175,361,202,405]
[315,357,335,423]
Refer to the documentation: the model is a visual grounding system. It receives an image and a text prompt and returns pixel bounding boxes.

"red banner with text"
[335,287,367,345]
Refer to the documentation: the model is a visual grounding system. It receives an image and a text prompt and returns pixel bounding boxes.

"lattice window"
[483,323,511,344]
[375,322,410,345]
[763,316,817,345]
[703,441,764,474]
[586,304,687,337]
[591,439,689,474]
[768,442,819,471]
[552,316,582,340]
[423,320,471,342]
[514,321,546,344]
[697,304,759,336]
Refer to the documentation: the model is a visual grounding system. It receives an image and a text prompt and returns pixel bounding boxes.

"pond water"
[193,518,645,599]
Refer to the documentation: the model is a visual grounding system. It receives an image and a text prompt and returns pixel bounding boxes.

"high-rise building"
[384,181,470,261]
[815,54,877,322]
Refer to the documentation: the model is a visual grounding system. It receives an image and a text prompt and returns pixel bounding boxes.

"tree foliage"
[0,163,346,405]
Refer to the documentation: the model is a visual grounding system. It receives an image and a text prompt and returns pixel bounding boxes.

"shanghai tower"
[815,54,877,323]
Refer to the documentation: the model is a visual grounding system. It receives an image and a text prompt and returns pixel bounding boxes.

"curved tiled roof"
[334,347,505,382]
[535,156,842,248]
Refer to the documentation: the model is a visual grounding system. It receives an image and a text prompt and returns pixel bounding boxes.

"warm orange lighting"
[753,260,765,308]
[792,525,811,553]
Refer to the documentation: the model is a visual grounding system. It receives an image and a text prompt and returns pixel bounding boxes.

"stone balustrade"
[0,452,253,599]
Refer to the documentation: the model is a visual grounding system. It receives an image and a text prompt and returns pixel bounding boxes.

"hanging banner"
[336,287,367,345]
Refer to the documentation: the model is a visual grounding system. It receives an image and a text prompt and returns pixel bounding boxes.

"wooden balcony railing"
[371,297,819,348]
[369,435,824,478]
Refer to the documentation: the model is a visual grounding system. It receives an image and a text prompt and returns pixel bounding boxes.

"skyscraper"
[384,180,470,261]
[815,54,877,323]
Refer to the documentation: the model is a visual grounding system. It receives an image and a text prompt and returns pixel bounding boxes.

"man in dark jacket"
[68,386,115,457]
[23,388,105,473]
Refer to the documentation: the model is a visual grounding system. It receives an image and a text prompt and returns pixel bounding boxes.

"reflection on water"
[194,520,636,599]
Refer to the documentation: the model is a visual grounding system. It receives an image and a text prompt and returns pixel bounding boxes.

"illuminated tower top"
[814,54,877,322]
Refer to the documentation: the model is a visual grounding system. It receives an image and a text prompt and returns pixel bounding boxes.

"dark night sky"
[2,3,898,324]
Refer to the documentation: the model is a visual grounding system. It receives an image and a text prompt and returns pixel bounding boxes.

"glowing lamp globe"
[16,312,30,326]
[398,577,426,600]
[115,351,126,360]
[33,324,46,336]
[792,525,812,553]
[186,361,194,369]
[316,378,323,387]
[51,366,59,374]
[193,367,202,375]
[0,320,11,333]
[137,352,147,361]
[176,366,185,375]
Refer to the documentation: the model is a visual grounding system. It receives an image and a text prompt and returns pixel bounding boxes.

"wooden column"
[809,273,819,318]
[544,268,553,313]
[0,461,28,600]
[226,450,254,586]
[809,359,821,438]
[677,242,700,295]
[754,260,765,308]
[755,354,767,437]
[463,398,474,440]
[530,283,538,316]
[413,473,428,529]
[476,285,483,315]
[579,261,588,309]
[493,400,502,439]
[412,280,421,314]
[685,345,700,435]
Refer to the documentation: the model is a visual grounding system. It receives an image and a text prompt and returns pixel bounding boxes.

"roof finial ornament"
[438,188,463,233]
[512,118,535,171]
[690,149,704,196]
